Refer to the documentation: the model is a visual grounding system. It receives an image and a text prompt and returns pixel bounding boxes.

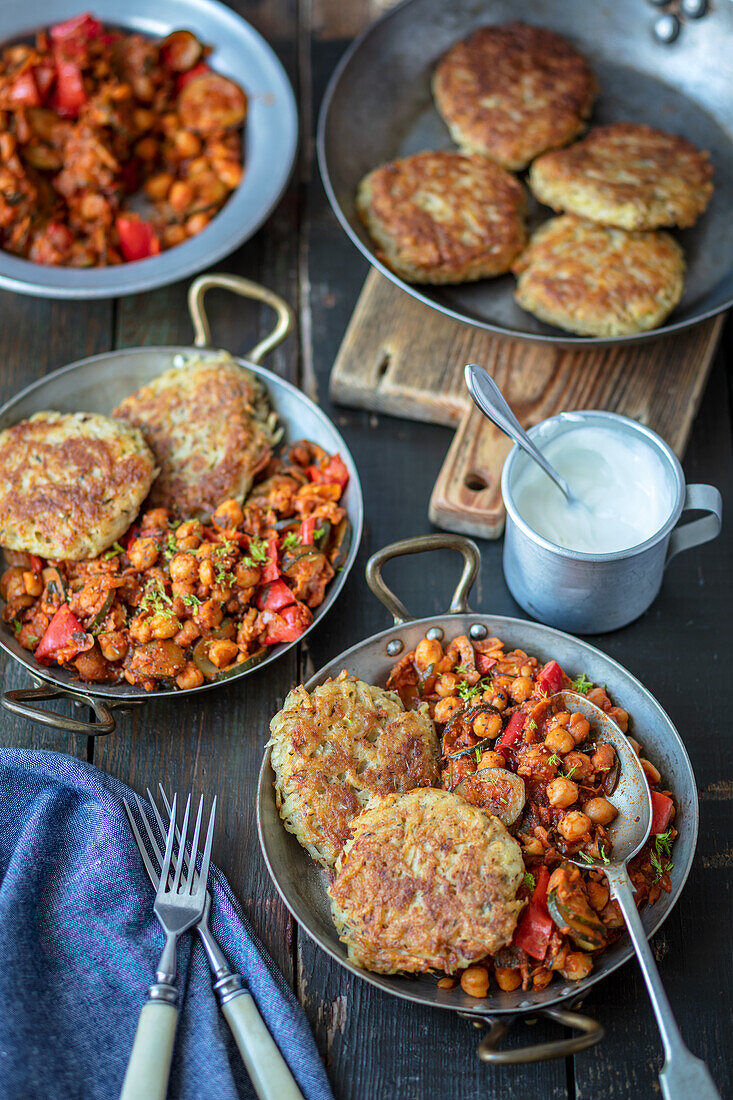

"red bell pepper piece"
[261,601,312,645]
[34,63,56,102]
[50,12,103,45]
[299,516,318,545]
[255,579,295,613]
[34,604,84,663]
[115,216,161,262]
[496,710,526,752]
[9,70,41,107]
[306,454,349,491]
[260,535,280,584]
[29,555,43,574]
[176,62,210,92]
[536,659,565,697]
[513,866,553,960]
[476,654,497,675]
[650,791,674,835]
[52,57,87,117]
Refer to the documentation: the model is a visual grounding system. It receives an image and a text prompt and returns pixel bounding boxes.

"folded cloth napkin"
[0,748,334,1100]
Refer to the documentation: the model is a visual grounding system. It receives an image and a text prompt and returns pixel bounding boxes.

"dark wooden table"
[1,2,731,1097]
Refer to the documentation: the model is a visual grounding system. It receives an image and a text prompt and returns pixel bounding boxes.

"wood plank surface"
[0,2,729,1099]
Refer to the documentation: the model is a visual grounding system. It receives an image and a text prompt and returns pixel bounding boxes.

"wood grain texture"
[331,270,724,537]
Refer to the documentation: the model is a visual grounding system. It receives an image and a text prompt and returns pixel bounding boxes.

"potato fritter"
[529,123,714,230]
[356,151,526,284]
[432,22,596,170]
[512,215,685,337]
[0,411,155,560]
[269,672,440,869]
[329,788,524,975]
[113,353,278,519]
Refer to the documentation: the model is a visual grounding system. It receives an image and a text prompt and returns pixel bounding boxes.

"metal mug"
[500,411,723,634]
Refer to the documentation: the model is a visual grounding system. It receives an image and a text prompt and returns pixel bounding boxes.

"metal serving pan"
[0,0,297,299]
[0,274,363,735]
[257,534,698,1063]
[318,0,733,347]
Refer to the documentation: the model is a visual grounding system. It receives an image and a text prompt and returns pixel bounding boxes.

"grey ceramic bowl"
[0,0,298,298]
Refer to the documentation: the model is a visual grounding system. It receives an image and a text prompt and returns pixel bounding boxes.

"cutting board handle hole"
[465,472,489,492]
[376,352,391,380]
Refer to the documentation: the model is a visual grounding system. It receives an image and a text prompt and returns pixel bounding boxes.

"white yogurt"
[512,425,675,554]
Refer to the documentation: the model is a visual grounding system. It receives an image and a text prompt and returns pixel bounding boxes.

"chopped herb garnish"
[563,765,578,780]
[455,664,470,675]
[282,532,301,551]
[547,753,561,767]
[102,541,124,560]
[246,538,268,563]
[458,680,481,702]
[139,579,173,615]
[523,871,535,890]
[599,847,610,865]
[654,829,673,859]
[181,593,202,609]
[571,673,593,694]
[649,849,673,882]
[314,526,325,540]
[528,718,537,732]
[12,619,21,636]
[578,851,596,864]
[214,563,235,586]
[650,832,674,881]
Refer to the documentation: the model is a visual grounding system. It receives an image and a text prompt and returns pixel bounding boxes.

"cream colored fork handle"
[222,991,305,1100]
[119,1001,178,1100]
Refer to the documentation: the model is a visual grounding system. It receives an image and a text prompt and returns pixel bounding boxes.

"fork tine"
[159,793,177,891]
[171,794,190,894]
[135,792,165,874]
[123,798,160,886]
[194,795,216,899]
[159,784,195,885]
[185,795,204,893]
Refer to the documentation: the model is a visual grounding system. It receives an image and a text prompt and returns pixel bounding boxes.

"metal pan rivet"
[386,639,403,656]
[172,353,186,368]
[681,0,706,18]
[469,624,488,640]
[653,13,680,42]
[426,626,443,641]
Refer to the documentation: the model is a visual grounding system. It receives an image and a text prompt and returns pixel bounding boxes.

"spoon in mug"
[550,691,721,1100]
[464,363,586,509]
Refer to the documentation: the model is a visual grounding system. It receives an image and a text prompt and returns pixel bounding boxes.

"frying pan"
[257,535,698,1063]
[0,275,363,736]
[318,0,733,347]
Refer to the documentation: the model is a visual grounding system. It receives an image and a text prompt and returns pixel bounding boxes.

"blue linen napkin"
[0,747,334,1100]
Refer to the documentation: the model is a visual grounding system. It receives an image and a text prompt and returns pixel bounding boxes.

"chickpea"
[434,696,464,724]
[128,537,159,571]
[460,966,489,999]
[474,711,502,740]
[591,742,616,773]
[133,107,155,131]
[532,969,553,991]
[199,559,215,588]
[583,797,618,826]
[510,675,534,703]
[627,737,643,757]
[174,619,200,648]
[212,499,244,529]
[176,662,205,690]
[568,713,590,745]
[174,130,201,158]
[194,599,223,631]
[586,687,610,709]
[548,710,570,729]
[1,567,26,600]
[140,508,169,530]
[436,673,460,698]
[558,810,591,843]
[478,750,506,770]
[98,631,128,662]
[135,136,158,161]
[436,977,456,990]
[494,967,522,992]
[22,570,42,597]
[235,561,261,588]
[208,639,239,668]
[415,637,443,671]
[544,727,575,756]
[187,155,210,177]
[148,612,181,640]
[144,172,174,201]
[608,706,629,733]
[175,520,202,550]
[160,111,179,135]
[587,881,609,912]
[562,751,594,780]
[546,776,579,809]
[213,158,243,189]
[129,615,153,644]
[163,225,188,248]
[169,552,197,585]
[519,664,533,677]
[640,758,661,786]
[490,691,508,712]
[561,952,593,982]
[521,836,544,857]
[185,213,210,237]
[169,180,194,213]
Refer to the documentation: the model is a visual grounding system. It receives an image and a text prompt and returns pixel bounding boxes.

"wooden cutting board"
[330,270,724,538]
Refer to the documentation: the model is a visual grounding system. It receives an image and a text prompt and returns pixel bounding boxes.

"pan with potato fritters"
[512,215,685,337]
[356,151,526,284]
[328,788,524,975]
[432,23,596,171]
[113,352,278,519]
[269,672,439,869]
[529,123,714,231]
[0,411,155,561]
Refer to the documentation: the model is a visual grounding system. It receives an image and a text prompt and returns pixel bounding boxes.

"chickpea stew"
[0,12,246,267]
[1,442,350,691]
[386,632,677,996]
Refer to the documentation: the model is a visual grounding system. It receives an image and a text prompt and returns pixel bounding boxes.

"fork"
[120,793,215,1100]
[126,786,305,1100]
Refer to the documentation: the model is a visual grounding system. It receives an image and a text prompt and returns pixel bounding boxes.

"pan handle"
[2,685,139,736]
[477,1006,604,1064]
[187,274,294,365]
[365,534,480,625]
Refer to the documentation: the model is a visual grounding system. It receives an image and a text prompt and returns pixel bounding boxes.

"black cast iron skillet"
[258,534,698,1063]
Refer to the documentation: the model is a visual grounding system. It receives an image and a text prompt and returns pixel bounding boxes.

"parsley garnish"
[474,747,482,765]
[139,579,173,615]
[578,851,595,864]
[181,593,201,609]
[523,871,535,890]
[528,718,537,732]
[12,619,21,636]
[162,533,179,561]
[214,563,235,586]
[649,849,672,882]
[102,542,124,560]
[246,538,268,563]
[572,673,593,694]
[282,532,301,551]
[458,680,481,702]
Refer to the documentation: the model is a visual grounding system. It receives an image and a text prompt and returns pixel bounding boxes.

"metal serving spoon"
[464,363,583,506]
[553,691,721,1100]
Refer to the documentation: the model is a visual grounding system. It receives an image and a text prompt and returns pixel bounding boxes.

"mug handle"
[666,484,722,566]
